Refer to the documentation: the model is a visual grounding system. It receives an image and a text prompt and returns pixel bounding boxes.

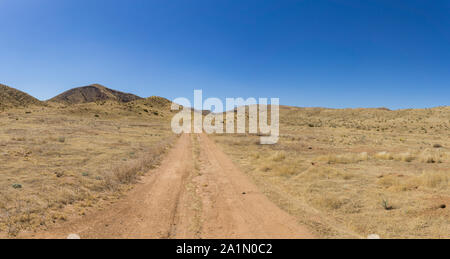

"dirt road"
[31,134,314,239]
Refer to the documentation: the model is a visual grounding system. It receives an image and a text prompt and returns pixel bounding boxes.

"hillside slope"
[48,84,142,104]
[0,84,42,109]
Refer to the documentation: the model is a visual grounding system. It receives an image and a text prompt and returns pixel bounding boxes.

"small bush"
[315,196,345,210]
[381,199,393,210]
[12,184,22,189]
[102,140,170,190]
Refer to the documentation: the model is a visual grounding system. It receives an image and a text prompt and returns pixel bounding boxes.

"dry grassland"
[212,106,449,239]
[0,102,176,236]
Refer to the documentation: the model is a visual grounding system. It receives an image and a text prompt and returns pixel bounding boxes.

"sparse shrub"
[359,152,369,161]
[102,140,170,190]
[251,153,260,159]
[376,149,447,163]
[111,160,142,184]
[52,188,78,206]
[259,162,272,172]
[433,144,443,148]
[377,175,400,188]
[58,136,66,143]
[318,152,368,164]
[103,172,120,191]
[340,172,355,180]
[12,184,22,189]
[381,171,448,191]
[420,155,438,164]
[271,151,286,162]
[315,196,345,210]
[412,171,449,189]
[295,166,342,181]
[393,152,415,162]
[275,164,297,176]
[418,149,443,163]
[12,136,26,142]
[381,199,393,210]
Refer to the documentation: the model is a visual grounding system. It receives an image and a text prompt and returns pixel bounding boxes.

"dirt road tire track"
[193,133,314,239]
[28,134,314,239]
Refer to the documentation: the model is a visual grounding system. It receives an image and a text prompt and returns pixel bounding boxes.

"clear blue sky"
[1,0,449,109]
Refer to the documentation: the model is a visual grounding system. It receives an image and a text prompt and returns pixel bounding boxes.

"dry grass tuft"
[412,171,449,189]
[418,149,445,164]
[393,152,415,162]
[271,151,286,162]
[275,164,297,176]
[378,171,448,192]
[373,149,450,164]
[374,151,394,160]
[103,142,169,190]
[314,196,345,210]
[259,162,273,172]
[317,152,368,164]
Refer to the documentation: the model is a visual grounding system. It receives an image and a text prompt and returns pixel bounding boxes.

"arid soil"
[23,134,314,239]
[1,83,447,239]
[0,101,175,237]
[212,106,449,239]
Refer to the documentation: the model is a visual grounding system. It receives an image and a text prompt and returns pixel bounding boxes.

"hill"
[0,83,42,109]
[133,96,173,109]
[126,96,174,117]
[48,84,142,104]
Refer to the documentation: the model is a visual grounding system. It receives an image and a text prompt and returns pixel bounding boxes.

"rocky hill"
[48,84,142,104]
[0,84,42,109]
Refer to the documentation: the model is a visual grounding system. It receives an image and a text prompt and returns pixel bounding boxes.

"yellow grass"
[413,171,449,189]
[0,102,176,236]
[212,106,450,239]
[374,151,394,160]
[317,152,368,164]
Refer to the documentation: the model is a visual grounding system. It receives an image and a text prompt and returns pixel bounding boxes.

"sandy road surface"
[28,134,314,239]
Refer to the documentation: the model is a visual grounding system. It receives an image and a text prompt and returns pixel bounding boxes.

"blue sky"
[0,0,449,109]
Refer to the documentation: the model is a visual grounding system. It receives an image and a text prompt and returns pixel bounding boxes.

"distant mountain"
[0,83,42,109]
[48,84,142,104]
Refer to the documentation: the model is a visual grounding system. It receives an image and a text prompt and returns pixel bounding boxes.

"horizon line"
[1,82,448,111]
